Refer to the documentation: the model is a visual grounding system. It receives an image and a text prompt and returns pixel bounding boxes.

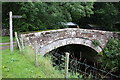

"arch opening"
[39,38,102,56]
[46,44,99,64]
[45,44,101,77]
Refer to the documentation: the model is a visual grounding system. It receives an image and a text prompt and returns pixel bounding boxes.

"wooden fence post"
[34,41,38,66]
[21,34,24,50]
[65,52,69,78]
[9,11,22,52]
[15,32,21,51]
[9,11,13,52]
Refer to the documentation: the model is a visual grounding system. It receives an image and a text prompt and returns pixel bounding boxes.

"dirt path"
[0,42,16,45]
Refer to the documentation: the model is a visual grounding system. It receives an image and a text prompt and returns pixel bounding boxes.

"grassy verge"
[0,50,2,80]
[0,44,9,47]
[22,46,81,78]
[2,46,81,78]
[2,47,65,78]
[0,36,15,43]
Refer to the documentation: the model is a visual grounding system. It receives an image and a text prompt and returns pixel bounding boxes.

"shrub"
[92,40,100,47]
[98,38,120,71]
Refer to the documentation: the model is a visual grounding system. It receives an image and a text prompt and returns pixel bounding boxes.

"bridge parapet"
[21,28,114,55]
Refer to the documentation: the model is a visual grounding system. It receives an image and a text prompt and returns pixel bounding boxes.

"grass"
[0,50,1,80]
[2,46,82,78]
[2,47,65,78]
[0,36,16,47]
[0,44,9,47]
[0,36,15,43]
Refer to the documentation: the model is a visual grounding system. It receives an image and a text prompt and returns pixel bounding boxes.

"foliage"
[2,2,120,31]
[2,46,83,78]
[92,40,100,47]
[0,36,15,43]
[94,3,119,30]
[78,2,120,31]
[98,38,120,72]
[2,48,65,78]
[0,49,1,80]
[2,2,94,32]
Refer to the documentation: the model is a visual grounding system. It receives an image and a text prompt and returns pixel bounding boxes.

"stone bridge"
[20,28,118,56]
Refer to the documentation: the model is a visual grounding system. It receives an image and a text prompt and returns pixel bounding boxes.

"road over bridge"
[20,28,119,56]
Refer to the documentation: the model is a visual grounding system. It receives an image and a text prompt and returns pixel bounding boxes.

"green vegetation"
[112,31,120,33]
[0,36,10,43]
[92,40,100,47]
[80,2,120,31]
[2,48,64,78]
[2,46,82,78]
[2,2,120,78]
[93,3,119,30]
[98,38,120,73]
[0,50,2,80]
[3,2,94,32]
[3,2,120,32]
[0,36,15,43]
[0,44,9,47]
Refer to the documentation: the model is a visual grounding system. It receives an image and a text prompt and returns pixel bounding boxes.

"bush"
[98,38,120,72]
[92,40,100,47]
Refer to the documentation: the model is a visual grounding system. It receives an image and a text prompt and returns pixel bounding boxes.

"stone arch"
[38,38,102,56]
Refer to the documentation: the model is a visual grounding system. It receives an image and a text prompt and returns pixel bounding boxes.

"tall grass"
[21,46,65,78]
[2,46,82,78]
[0,50,2,79]
[2,47,65,78]
[22,46,81,78]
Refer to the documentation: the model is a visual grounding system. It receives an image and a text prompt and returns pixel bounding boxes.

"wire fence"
[18,33,120,78]
[45,51,120,79]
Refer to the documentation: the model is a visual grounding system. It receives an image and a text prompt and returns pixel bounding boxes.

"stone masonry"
[20,28,115,56]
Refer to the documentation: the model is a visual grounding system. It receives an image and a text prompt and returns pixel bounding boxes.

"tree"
[77,2,120,31]
[98,39,120,74]
[2,2,94,32]
[94,2,119,30]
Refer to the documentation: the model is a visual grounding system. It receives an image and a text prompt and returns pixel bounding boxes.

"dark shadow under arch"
[38,38,102,56]
[47,44,98,62]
